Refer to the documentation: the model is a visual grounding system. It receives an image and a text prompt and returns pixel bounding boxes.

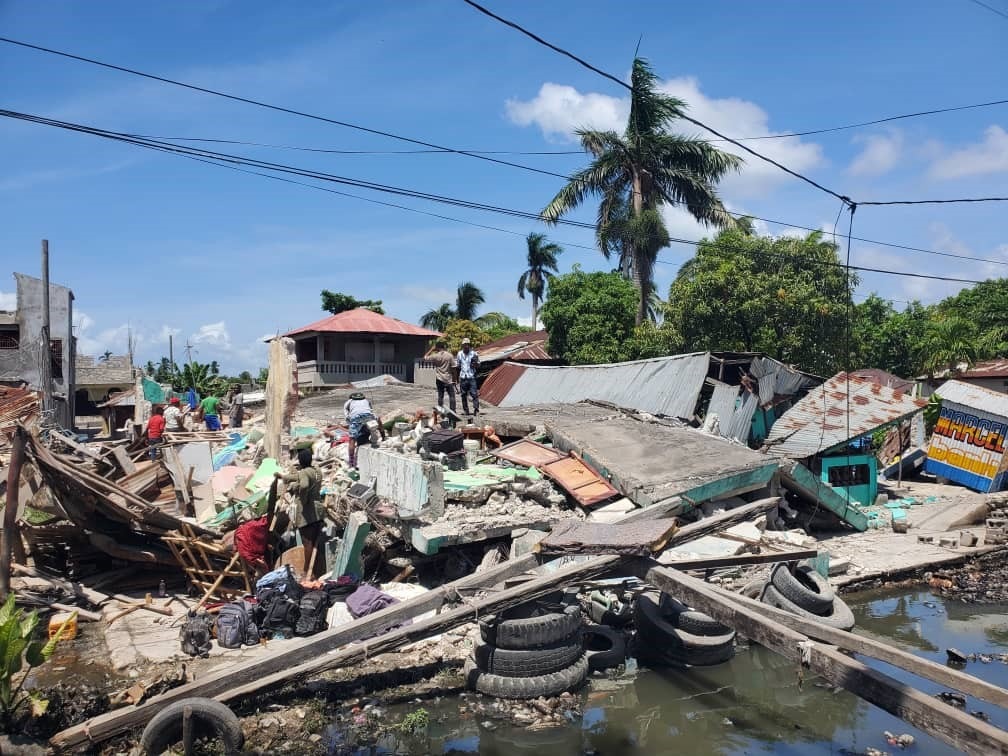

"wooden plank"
[49,552,542,750]
[490,438,565,467]
[537,518,680,556]
[161,446,191,508]
[540,452,619,508]
[636,562,1008,755]
[659,548,819,571]
[108,444,137,476]
[686,574,1008,710]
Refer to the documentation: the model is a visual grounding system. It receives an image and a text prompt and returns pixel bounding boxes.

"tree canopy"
[541,57,740,326]
[442,319,490,353]
[664,227,856,377]
[320,290,384,315]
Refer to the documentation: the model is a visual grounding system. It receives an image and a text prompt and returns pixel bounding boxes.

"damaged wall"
[265,337,298,459]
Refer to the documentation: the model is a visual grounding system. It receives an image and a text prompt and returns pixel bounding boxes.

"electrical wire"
[461,0,853,206]
[860,196,1008,206]
[965,0,1008,21]
[0,106,989,287]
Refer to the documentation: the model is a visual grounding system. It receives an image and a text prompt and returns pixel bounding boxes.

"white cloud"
[848,132,903,177]
[191,321,231,349]
[506,77,824,197]
[156,325,182,342]
[0,291,16,311]
[928,126,1008,180]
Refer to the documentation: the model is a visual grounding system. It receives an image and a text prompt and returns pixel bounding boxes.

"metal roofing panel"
[491,352,711,419]
[285,308,441,338]
[480,362,529,407]
[933,379,1008,419]
[765,372,927,458]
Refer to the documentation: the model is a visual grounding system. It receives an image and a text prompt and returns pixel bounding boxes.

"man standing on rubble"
[200,392,223,431]
[457,338,480,422]
[227,384,244,429]
[274,448,323,578]
[147,405,166,460]
[426,340,457,415]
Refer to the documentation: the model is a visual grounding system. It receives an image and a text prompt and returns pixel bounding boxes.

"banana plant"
[0,594,76,728]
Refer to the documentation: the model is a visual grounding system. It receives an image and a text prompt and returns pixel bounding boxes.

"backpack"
[294,590,331,637]
[256,587,300,639]
[255,565,304,603]
[215,600,259,649]
[179,609,213,657]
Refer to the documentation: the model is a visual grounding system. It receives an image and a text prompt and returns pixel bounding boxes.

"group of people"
[145,384,246,460]
[426,338,481,421]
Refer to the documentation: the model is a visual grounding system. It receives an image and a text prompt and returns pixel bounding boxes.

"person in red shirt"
[147,405,166,461]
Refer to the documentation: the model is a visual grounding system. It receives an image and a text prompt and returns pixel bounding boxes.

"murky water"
[330,587,1008,755]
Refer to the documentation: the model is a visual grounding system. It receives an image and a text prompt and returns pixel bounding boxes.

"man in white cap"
[456,338,480,421]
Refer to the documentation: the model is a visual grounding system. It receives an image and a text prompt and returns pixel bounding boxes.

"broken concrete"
[264,336,298,460]
[358,446,445,519]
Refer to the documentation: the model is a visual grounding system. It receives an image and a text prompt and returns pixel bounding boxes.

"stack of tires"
[633,591,735,667]
[747,563,855,631]
[464,593,589,699]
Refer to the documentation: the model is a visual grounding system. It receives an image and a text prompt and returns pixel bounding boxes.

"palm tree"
[920,317,1004,376]
[420,303,455,332]
[517,233,562,329]
[455,282,485,322]
[541,57,742,326]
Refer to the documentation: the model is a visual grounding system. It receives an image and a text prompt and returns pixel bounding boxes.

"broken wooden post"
[264,337,297,460]
[636,562,1008,754]
[1,426,26,600]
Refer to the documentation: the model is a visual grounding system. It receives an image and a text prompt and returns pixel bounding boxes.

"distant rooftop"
[284,308,441,339]
[76,354,134,385]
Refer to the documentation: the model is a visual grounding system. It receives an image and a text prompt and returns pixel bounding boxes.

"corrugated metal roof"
[765,372,927,458]
[485,352,712,419]
[480,362,528,407]
[479,330,554,363]
[849,368,915,394]
[285,308,441,338]
[933,379,1008,418]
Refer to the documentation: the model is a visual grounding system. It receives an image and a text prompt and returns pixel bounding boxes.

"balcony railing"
[297,359,407,385]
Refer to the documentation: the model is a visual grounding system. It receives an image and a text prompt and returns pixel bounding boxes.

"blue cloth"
[456,350,479,379]
[205,414,221,431]
[348,411,375,440]
[185,388,199,410]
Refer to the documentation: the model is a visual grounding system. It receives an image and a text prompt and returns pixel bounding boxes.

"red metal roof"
[480,362,529,407]
[958,359,1008,379]
[285,308,441,338]
[479,329,554,362]
[849,368,915,394]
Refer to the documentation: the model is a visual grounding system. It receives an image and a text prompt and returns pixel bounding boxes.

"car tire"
[480,600,583,650]
[472,635,584,677]
[770,563,835,616]
[139,698,244,755]
[582,624,627,672]
[761,584,855,631]
[463,653,589,699]
[634,592,735,667]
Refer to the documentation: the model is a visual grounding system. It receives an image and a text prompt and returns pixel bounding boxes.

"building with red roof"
[283,308,440,387]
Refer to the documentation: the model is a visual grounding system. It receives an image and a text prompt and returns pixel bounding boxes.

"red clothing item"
[148,414,166,440]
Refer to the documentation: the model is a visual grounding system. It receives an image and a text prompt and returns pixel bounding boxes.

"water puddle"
[323,587,1008,754]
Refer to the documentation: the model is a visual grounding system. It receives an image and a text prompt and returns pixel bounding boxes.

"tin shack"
[925,379,1008,493]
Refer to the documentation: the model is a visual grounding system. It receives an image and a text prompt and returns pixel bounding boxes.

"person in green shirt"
[200,394,222,431]
[274,448,324,577]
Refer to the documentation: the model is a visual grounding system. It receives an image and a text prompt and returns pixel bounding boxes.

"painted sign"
[926,403,1008,491]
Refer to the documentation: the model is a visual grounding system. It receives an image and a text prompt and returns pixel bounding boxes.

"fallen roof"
[478,329,553,362]
[933,379,1008,418]
[284,308,441,339]
[764,372,927,458]
[849,368,915,394]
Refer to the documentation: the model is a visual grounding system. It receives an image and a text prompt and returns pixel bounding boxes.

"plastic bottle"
[158,579,167,598]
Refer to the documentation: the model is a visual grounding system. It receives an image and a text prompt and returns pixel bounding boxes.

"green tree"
[174,361,226,396]
[474,312,530,343]
[257,367,269,384]
[320,290,385,315]
[420,303,455,332]
[238,370,253,383]
[935,278,1008,338]
[852,295,931,378]
[442,319,490,353]
[664,227,856,376]
[145,360,156,377]
[540,266,639,364]
[541,58,741,326]
[455,282,485,322]
[517,233,562,329]
[917,315,1003,376]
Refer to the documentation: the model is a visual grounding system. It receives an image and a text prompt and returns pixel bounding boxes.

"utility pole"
[184,339,196,366]
[169,334,174,372]
[39,239,53,415]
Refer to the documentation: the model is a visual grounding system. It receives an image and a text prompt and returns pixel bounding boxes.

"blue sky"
[1,0,1006,374]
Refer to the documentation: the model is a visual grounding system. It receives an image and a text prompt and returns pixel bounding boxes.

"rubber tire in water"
[633,592,735,667]
[770,563,835,616]
[761,584,856,631]
[660,595,734,637]
[139,698,244,755]
[480,603,583,650]
[472,635,583,677]
[463,653,590,699]
[582,623,627,672]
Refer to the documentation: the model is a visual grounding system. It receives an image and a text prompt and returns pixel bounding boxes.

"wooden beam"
[636,562,1008,755]
[659,548,819,571]
[50,551,543,751]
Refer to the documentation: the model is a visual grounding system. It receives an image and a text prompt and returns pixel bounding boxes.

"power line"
[2,106,989,288]
[0,35,574,183]
[860,196,1008,206]
[965,0,1008,21]
[461,0,854,206]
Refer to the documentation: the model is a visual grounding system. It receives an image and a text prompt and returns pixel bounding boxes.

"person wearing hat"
[163,396,186,432]
[456,338,480,421]
[344,391,378,467]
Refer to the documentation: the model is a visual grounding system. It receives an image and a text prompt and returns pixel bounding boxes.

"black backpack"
[256,587,300,639]
[294,590,331,637]
[179,609,213,657]
[215,600,259,649]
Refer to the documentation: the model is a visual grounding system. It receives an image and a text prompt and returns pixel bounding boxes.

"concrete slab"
[658,535,744,564]
[358,446,445,519]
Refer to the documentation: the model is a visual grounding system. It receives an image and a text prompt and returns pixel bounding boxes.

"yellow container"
[48,612,78,641]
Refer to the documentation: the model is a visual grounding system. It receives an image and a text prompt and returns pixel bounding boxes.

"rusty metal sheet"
[491,438,565,468]
[540,453,619,508]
